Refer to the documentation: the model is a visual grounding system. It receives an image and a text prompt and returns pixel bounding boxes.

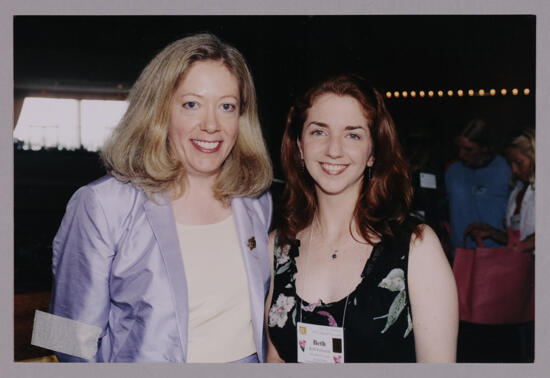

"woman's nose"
[200,106,219,133]
[326,135,343,158]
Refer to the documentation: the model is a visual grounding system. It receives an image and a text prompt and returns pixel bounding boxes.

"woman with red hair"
[265,74,458,363]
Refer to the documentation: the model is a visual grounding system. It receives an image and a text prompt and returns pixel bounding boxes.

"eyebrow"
[305,122,366,131]
[176,92,239,101]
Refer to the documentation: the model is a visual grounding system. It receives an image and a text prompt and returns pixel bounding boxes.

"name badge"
[297,321,344,363]
[419,172,437,189]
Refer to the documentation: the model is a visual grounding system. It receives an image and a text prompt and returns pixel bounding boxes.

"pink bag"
[453,229,534,324]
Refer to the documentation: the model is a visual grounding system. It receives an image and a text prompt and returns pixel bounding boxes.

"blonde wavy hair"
[508,128,535,185]
[101,33,272,204]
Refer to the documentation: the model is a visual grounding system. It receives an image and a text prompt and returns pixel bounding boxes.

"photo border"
[2,1,549,377]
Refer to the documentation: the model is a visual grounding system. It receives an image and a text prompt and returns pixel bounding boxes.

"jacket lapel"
[143,194,267,363]
[144,194,189,362]
[232,197,269,362]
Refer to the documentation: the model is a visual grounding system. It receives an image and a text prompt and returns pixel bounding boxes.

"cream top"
[176,215,256,362]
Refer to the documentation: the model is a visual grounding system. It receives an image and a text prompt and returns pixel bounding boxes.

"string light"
[384,87,530,99]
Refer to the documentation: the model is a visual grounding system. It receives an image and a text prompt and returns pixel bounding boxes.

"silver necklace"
[313,216,347,261]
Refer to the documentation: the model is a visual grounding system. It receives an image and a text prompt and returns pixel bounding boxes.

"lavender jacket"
[49,175,272,362]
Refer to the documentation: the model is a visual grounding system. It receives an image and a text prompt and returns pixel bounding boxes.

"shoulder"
[409,224,441,253]
[444,161,464,181]
[240,191,273,228]
[86,174,144,198]
[407,224,453,288]
[67,175,150,221]
[490,155,511,172]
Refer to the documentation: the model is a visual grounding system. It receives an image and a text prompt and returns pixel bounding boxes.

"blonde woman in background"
[35,33,273,362]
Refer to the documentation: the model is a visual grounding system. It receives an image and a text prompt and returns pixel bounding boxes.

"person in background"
[464,128,535,253]
[34,33,273,362]
[404,125,450,260]
[445,118,511,260]
[464,128,535,362]
[265,74,458,363]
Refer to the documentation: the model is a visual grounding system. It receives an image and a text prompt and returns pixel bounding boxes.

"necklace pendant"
[332,250,338,259]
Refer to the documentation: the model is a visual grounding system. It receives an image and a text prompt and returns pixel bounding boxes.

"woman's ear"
[367,153,375,167]
[297,139,304,160]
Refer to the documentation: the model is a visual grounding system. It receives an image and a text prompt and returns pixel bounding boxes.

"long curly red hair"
[278,74,416,247]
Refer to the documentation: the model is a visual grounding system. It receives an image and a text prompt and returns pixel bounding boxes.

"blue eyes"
[183,101,197,109]
[182,102,236,112]
[222,103,236,111]
[310,129,361,140]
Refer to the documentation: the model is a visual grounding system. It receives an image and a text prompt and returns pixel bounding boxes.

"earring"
[301,159,305,172]
[365,166,372,181]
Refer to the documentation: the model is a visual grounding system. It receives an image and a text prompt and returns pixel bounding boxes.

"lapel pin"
[247,237,256,251]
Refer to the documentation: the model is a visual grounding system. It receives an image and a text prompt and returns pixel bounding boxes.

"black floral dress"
[267,233,416,362]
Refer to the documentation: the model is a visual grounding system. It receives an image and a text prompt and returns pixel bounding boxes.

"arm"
[519,233,535,253]
[264,232,284,363]
[49,186,115,361]
[408,225,458,362]
[463,222,507,246]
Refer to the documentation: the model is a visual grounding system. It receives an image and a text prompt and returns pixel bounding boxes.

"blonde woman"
[37,34,273,362]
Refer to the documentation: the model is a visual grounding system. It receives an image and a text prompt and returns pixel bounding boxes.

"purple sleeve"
[50,186,116,362]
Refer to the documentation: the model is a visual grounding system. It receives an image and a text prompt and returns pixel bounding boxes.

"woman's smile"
[319,162,349,175]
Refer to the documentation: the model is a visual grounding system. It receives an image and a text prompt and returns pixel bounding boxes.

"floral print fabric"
[267,234,416,362]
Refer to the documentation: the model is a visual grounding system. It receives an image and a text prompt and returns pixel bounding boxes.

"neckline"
[176,214,233,229]
[293,241,382,308]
